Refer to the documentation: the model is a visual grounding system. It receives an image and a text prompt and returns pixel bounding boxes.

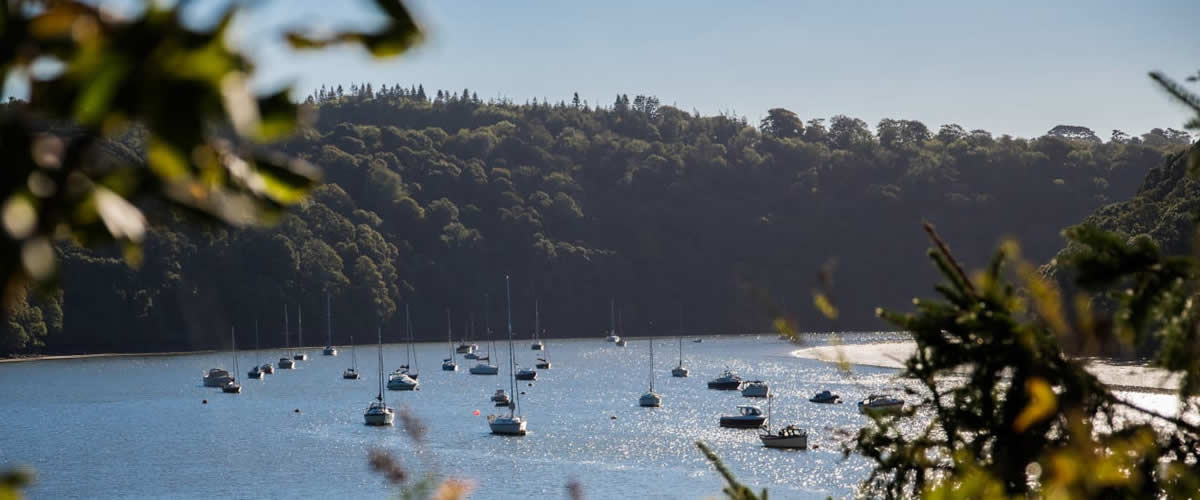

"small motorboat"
[515,368,537,381]
[858,394,904,415]
[760,425,808,449]
[535,357,551,369]
[531,340,544,350]
[323,346,337,356]
[671,366,689,377]
[278,357,294,369]
[364,401,394,426]
[719,405,766,428]
[343,368,360,380]
[464,352,479,360]
[455,343,478,354]
[260,363,275,374]
[293,352,307,361]
[221,379,241,393]
[615,338,627,347]
[809,390,841,404]
[487,415,526,435]
[491,389,510,403]
[741,380,769,397]
[387,372,419,391]
[605,334,620,343]
[202,368,232,387]
[707,369,743,390]
[247,366,263,379]
[441,359,458,371]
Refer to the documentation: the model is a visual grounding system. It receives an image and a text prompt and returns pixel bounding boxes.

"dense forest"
[3,85,1192,355]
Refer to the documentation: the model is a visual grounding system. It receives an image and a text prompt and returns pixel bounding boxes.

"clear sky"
[179,1,1200,139]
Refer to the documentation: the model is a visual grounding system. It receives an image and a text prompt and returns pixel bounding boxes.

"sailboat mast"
[649,329,655,392]
[254,319,260,365]
[534,298,540,341]
[446,308,452,358]
[505,275,518,416]
[351,335,357,370]
[284,304,289,351]
[609,298,615,334]
[298,305,303,349]
[485,293,495,356]
[377,327,384,403]
[326,294,332,346]
[231,326,238,375]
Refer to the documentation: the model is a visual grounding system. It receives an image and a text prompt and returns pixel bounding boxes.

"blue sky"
[162,1,1200,139]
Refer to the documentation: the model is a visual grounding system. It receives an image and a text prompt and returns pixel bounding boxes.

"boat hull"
[488,416,527,435]
[261,364,275,374]
[810,396,840,404]
[343,371,360,380]
[760,434,808,449]
[469,365,499,375]
[858,403,903,415]
[293,353,307,361]
[515,371,537,381]
[247,371,263,379]
[531,343,543,350]
[388,381,418,391]
[535,362,551,369]
[278,359,294,369]
[364,411,394,426]
[221,383,242,394]
[323,347,337,356]
[639,392,662,407]
[671,367,689,377]
[442,363,457,371]
[707,381,741,390]
[719,417,766,428]
[741,384,769,397]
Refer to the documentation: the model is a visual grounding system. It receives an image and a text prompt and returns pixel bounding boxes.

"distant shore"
[791,341,1180,394]
[0,349,221,363]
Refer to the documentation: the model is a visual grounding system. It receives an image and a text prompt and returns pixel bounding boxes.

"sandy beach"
[792,341,1180,394]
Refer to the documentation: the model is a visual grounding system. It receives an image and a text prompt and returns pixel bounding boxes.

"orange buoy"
[473,409,480,416]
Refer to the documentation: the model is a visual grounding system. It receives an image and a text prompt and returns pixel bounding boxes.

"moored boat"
[809,390,841,404]
[741,380,769,397]
[719,405,766,428]
[707,369,743,390]
[858,394,904,415]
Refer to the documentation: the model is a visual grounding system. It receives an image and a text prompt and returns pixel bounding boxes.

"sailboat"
[615,309,627,347]
[402,304,419,379]
[278,304,295,369]
[463,314,480,360]
[530,299,544,350]
[364,327,395,426]
[534,300,551,369]
[247,320,264,379]
[441,309,458,371]
[671,306,689,377]
[323,294,338,356]
[604,298,620,343]
[293,305,307,361]
[222,326,242,393]
[488,275,528,435]
[639,336,662,407]
[514,299,537,380]
[470,294,499,375]
[343,335,360,379]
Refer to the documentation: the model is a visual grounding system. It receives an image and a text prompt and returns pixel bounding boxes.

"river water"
[0,332,1175,499]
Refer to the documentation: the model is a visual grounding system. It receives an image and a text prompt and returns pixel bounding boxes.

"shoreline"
[0,350,220,363]
[791,341,1180,395]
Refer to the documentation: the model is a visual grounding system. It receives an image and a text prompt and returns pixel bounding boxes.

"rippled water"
[0,333,1176,499]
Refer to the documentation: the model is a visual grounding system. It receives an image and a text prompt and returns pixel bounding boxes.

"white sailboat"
[672,306,688,377]
[343,335,360,379]
[639,336,662,407]
[470,295,499,375]
[463,314,480,360]
[759,394,808,449]
[530,299,544,350]
[388,305,420,390]
[615,309,627,347]
[247,320,264,379]
[222,326,242,393]
[604,298,620,343]
[293,305,307,361]
[364,327,395,426]
[441,309,457,371]
[488,275,528,436]
[514,299,537,380]
[398,304,419,379]
[278,304,295,369]
[323,294,338,356]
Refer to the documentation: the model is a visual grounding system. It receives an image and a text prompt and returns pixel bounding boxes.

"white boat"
[260,362,274,374]
[535,357,551,369]
[515,367,536,380]
[488,275,528,436]
[672,309,688,377]
[247,320,264,379]
[222,327,242,393]
[759,394,808,449]
[387,372,418,390]
[278,357,294,369]
[365,327,395,426]
[707,369,743,390]
[293,306,307,361]
[455,343,477,354]
[202,368,232,387]
[323,294,338,356]
[639,337,662,407]
[741,380,769,397]
[858,394,904,415]
[442,309,457,371]
[343,335,360,380]
[470,295,500,375]
[719,405,766,428]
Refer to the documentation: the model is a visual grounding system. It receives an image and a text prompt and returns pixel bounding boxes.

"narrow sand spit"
[792,341,1180,394]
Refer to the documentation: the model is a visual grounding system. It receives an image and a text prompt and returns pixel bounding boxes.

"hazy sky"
[168,1,1200,139]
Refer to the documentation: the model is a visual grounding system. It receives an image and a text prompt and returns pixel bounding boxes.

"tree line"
[2,84,1190,355]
